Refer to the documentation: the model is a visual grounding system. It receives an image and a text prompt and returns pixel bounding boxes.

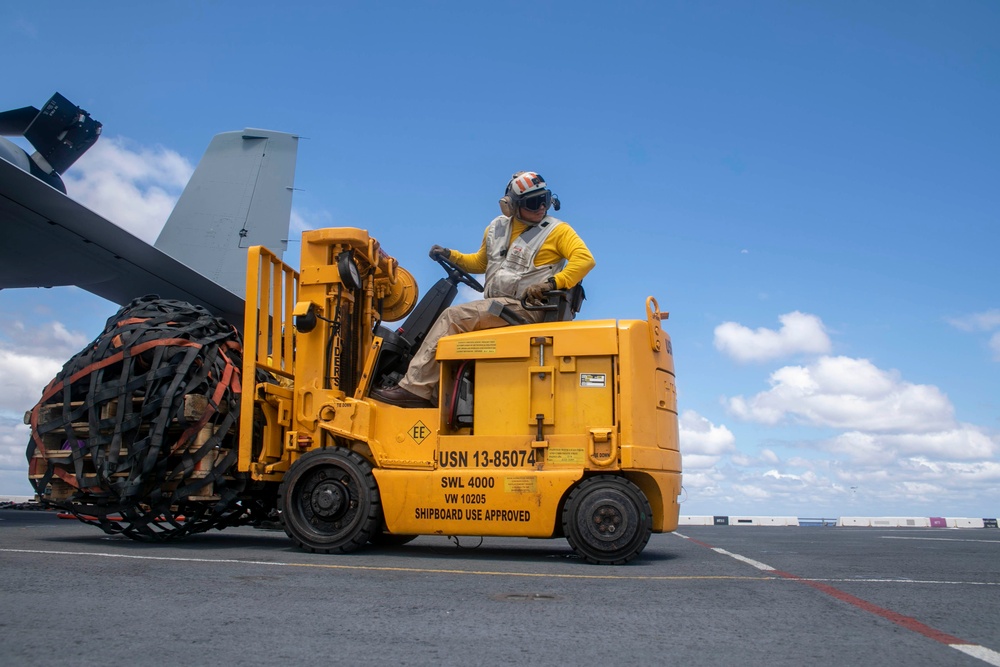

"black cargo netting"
[26,296,254,540]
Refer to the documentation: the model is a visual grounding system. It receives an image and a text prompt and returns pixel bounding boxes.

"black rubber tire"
[278,448,381,554]
[562,476,652,565]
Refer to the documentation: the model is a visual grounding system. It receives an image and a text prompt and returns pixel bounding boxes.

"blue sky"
[2,1,998,517]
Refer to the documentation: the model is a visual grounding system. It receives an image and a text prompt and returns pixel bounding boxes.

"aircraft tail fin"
[154,128,299,297]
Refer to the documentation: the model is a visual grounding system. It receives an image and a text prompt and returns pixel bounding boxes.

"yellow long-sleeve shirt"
[447,217,595,290]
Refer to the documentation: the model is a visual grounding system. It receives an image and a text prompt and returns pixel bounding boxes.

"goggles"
[519,191,551,211]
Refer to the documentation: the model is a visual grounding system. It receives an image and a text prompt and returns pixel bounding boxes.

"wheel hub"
[587,499,629,542]
[591,504,625,540]
[311,481,346,519]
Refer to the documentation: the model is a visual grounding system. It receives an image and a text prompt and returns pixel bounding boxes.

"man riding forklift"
[372,171,595,408]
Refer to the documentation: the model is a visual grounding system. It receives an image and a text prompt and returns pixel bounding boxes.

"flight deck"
[2,509,997,666]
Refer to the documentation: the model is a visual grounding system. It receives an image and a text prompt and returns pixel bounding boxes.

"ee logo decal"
[408,421,431,444]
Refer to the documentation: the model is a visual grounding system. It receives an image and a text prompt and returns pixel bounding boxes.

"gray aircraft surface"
[0,93,299,325]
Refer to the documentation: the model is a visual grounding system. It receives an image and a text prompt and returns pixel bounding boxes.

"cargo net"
[26,296,253,541]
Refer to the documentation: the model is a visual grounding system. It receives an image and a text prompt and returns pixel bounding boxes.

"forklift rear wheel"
[562,476,652,565]
[279,448,381,554]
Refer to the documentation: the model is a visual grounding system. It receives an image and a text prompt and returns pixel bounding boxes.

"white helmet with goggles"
[499,171,560,218]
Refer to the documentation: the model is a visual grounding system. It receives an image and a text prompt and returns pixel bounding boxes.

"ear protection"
[498,171,525,217]
[498,191,518,217]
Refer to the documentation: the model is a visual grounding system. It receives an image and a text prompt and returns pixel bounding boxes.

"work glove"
[523,278,555,305]
[429,245,450,260]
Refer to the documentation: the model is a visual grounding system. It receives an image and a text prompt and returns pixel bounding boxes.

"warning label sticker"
[547,448,586,464]
[455,340,497,354]
[504,477,537,493]
[580,373,606,388]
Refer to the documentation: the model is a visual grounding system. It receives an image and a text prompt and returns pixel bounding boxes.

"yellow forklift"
[243,228,681,564]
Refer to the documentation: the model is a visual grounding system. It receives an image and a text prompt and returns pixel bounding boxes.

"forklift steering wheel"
[435,255,484,293]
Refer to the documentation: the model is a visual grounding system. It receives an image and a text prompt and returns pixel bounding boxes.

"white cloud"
[825,426,996,463]
[730,453,753,467]
[822,431,893,465]
[681,454,727,470]
[880,427,996,459]
[714,311,831,363]
[679,411,736,471]
[904,459,1000,484]
[0,318,89,359]
[289,207,327,237]
[842,458,1000,506]
[62,137,194,242]
[0,316,93,471]
[947,309,1000,332]
[729,450,782,469]
[760,448,780,464]
[679,410,735,455]
[679,469,729,499]
[0,349,61,414]
[732,484,771,500]
[948,310,1000,362]
[0,344,66,477]
[726,355,954,432]
[0,419,31,470]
